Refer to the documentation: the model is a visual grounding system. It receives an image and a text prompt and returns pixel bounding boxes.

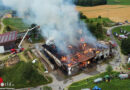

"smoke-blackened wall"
[2,0,96,54]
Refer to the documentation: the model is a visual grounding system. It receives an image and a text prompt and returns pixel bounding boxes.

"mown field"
[3,18,29,32]
[108,0,130,5]
[112,25,130,34]
[76,5,130,22]
[68,72,130,90]
[0,61,52,88]
[112,25,130,49]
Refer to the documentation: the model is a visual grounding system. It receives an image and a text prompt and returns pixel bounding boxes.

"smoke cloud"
[2,0,96,54]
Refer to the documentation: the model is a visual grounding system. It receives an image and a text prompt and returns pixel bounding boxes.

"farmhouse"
[42,41,112,75]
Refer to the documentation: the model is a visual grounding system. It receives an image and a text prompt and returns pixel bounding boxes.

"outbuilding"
[0,31,17,53]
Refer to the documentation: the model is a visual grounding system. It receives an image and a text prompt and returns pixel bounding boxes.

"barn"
[0,31,17,53]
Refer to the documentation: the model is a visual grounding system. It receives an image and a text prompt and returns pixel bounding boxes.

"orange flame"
[61,56,67,61]
[68,63,72,67]
[84,50,88,54]
[96,51,100,54]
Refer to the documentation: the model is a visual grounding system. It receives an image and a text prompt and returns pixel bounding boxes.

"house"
[4,13,12,18]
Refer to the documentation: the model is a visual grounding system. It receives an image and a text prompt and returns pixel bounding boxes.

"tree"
[79,12,88,20]
[106,65,113,73]
[6,26,11,31]
[121,36,130,55]
[30,23,39,38]
[98,15,102,19]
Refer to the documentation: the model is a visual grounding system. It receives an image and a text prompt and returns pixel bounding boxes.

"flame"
[82,43,87,50]
[80,61,87,67]
[84,50,88,54]
[61,56,67,61]
[89,48,92,52]
[68,63,72,67]
[76,53,81,58]
[83,43,87,47]
[96,51,100,54]
[87,61,90,64]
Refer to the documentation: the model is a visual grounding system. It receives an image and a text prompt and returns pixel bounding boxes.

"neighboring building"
[0,31,17,53]
[4,13,12,18]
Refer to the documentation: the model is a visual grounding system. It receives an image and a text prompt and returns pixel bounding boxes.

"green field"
[89,18,113,23]
[108,0,130,5]
[88,17,114,27]
[0,61,52,88]
[3,18,29,32]
[68,72,130,90]
[112,26,130,34]
[112,25,130,46]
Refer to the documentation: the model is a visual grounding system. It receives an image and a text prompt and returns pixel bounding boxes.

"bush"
[43,86,52,90]
[106,65,113,74]
[98,16,102,19]
[121,37,130,55]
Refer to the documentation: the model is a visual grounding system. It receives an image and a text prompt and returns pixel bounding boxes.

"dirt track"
[76,5,130,22]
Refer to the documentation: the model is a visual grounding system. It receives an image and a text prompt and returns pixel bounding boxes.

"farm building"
[0,31,17,53]
[42,41,112,75]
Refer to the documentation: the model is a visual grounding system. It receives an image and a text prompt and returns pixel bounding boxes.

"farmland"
[76,5,130,22]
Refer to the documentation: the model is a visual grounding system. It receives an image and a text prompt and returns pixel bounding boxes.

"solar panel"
[0,31,17,44]
[3,34,9,43]
[11,31,16,40]
[8,32,12,41]
[0,35,6,43]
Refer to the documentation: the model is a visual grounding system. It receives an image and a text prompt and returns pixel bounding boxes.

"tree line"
[73,0,107,6]
[79,12,105,40]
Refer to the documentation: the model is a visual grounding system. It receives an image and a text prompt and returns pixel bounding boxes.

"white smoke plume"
[2,0,96,54]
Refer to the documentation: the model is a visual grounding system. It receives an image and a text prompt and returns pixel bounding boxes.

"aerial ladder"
[11,25,40,54]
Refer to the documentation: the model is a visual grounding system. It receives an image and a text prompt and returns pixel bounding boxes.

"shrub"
[106,65,113,74]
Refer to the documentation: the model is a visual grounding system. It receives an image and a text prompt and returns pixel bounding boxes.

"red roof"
[0,31,17,44]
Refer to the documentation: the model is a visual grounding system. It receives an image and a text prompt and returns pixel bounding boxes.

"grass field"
[89,18,113,23]
[0,61,51,88]
[112,25,130,34]
[108,0,130,5]
[88,18,114,27]
[68,72,130,90]
[112,25,130,45]
[3,18,29,32]
[77,5,130,22]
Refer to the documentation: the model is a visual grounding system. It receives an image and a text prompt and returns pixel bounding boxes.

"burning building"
[42,39,111,75]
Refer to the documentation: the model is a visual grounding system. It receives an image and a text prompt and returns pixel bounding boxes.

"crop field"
[76,5,130,22]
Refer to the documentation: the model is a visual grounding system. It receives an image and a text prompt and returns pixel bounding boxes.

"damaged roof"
[0,31,17,44]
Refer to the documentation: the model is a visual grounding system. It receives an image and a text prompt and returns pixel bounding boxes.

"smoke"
[2,0,96,54]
